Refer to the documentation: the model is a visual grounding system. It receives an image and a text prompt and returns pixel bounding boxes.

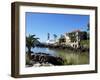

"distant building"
[46,40,55,44]
[46,30,87,48]
[62,30,87,48]
[64,33,71,45]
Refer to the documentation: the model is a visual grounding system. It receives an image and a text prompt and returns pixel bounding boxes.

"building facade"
[63,30,87,48]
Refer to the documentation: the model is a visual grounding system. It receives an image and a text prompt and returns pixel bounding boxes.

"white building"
[64,33,71,45]
[46,40,55,44]
[64,30,81,48]
[46,30,81,48]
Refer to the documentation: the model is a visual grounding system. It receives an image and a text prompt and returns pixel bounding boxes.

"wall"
[0,0,100,80]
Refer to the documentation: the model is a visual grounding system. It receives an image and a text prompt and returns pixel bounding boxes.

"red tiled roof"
[72,30,81,32]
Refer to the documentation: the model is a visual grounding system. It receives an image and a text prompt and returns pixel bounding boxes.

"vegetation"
[26,29,89,66]
[87,23,90,31]
[80,23,90,48]
[59,35,66,44]
[87,23,90,39]
[80,40,89,48]
[57,50,75,65]
[57,49,89,65]
[68,31,87,42]
[26,53,33,66]
[26,34,39,59]
[47,33,50,40]
[53,34,57,41]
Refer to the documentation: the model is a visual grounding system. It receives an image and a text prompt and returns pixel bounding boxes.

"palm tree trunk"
[28,47,32,59]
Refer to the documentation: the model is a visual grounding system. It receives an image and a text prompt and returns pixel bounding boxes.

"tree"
[87,23,90,31]
[53,34,57,41]
[87,23,90,39]
[80,31,87,40]
[59,35,66,44]
[47,33,50,40]
[26,34,39,59]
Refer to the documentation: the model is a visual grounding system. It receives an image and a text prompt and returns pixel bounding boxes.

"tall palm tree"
[87,23,90,31]
[47,33,50,40]
[87,23,90,39]
[53,34,57,41]
[26,34,39,58]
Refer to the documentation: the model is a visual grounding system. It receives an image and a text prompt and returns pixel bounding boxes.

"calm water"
[32,47,89,65]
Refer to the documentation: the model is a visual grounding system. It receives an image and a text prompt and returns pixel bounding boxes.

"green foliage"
[26,34,39,59]
[26,34,39,52]
[80,40,89,48]
[80,31,87,40]
[47,33,50,40]
[68,31,88,42]
[63,59,68,65]
[26,34,39,48]
[53,34,57,40]
[58,52,75,65]
[26,53,33,66]
[87,23,90,31]
[59,35,66,44]
[61,58,75,65]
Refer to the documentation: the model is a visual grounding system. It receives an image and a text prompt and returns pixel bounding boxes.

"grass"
[55,49,89,65]
[26,48,89,66]
[80,40,89,48]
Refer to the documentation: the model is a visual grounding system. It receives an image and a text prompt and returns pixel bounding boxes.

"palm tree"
[87,23,90,31]
[53,34,57,41]
[47,33,50,40]
[26,34,39,59]
[87,23,90,39]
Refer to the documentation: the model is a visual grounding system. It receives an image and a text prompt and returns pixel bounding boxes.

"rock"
[31,52,64,66]
[33,62,41,67]
[47,56,64,65]
[41,62,54,66]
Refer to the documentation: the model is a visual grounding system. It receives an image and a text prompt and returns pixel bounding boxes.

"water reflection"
[32,47,57,56]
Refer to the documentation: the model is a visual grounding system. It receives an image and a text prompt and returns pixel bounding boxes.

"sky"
[26,12,89,42]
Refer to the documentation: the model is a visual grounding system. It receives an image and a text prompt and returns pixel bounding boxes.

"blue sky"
[26,12,89,42]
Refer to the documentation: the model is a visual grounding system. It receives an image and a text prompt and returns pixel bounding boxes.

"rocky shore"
[26,52,64,67]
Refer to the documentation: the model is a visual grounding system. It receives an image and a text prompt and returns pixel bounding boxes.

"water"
[32,47,89,65]
[32,47,57,56]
